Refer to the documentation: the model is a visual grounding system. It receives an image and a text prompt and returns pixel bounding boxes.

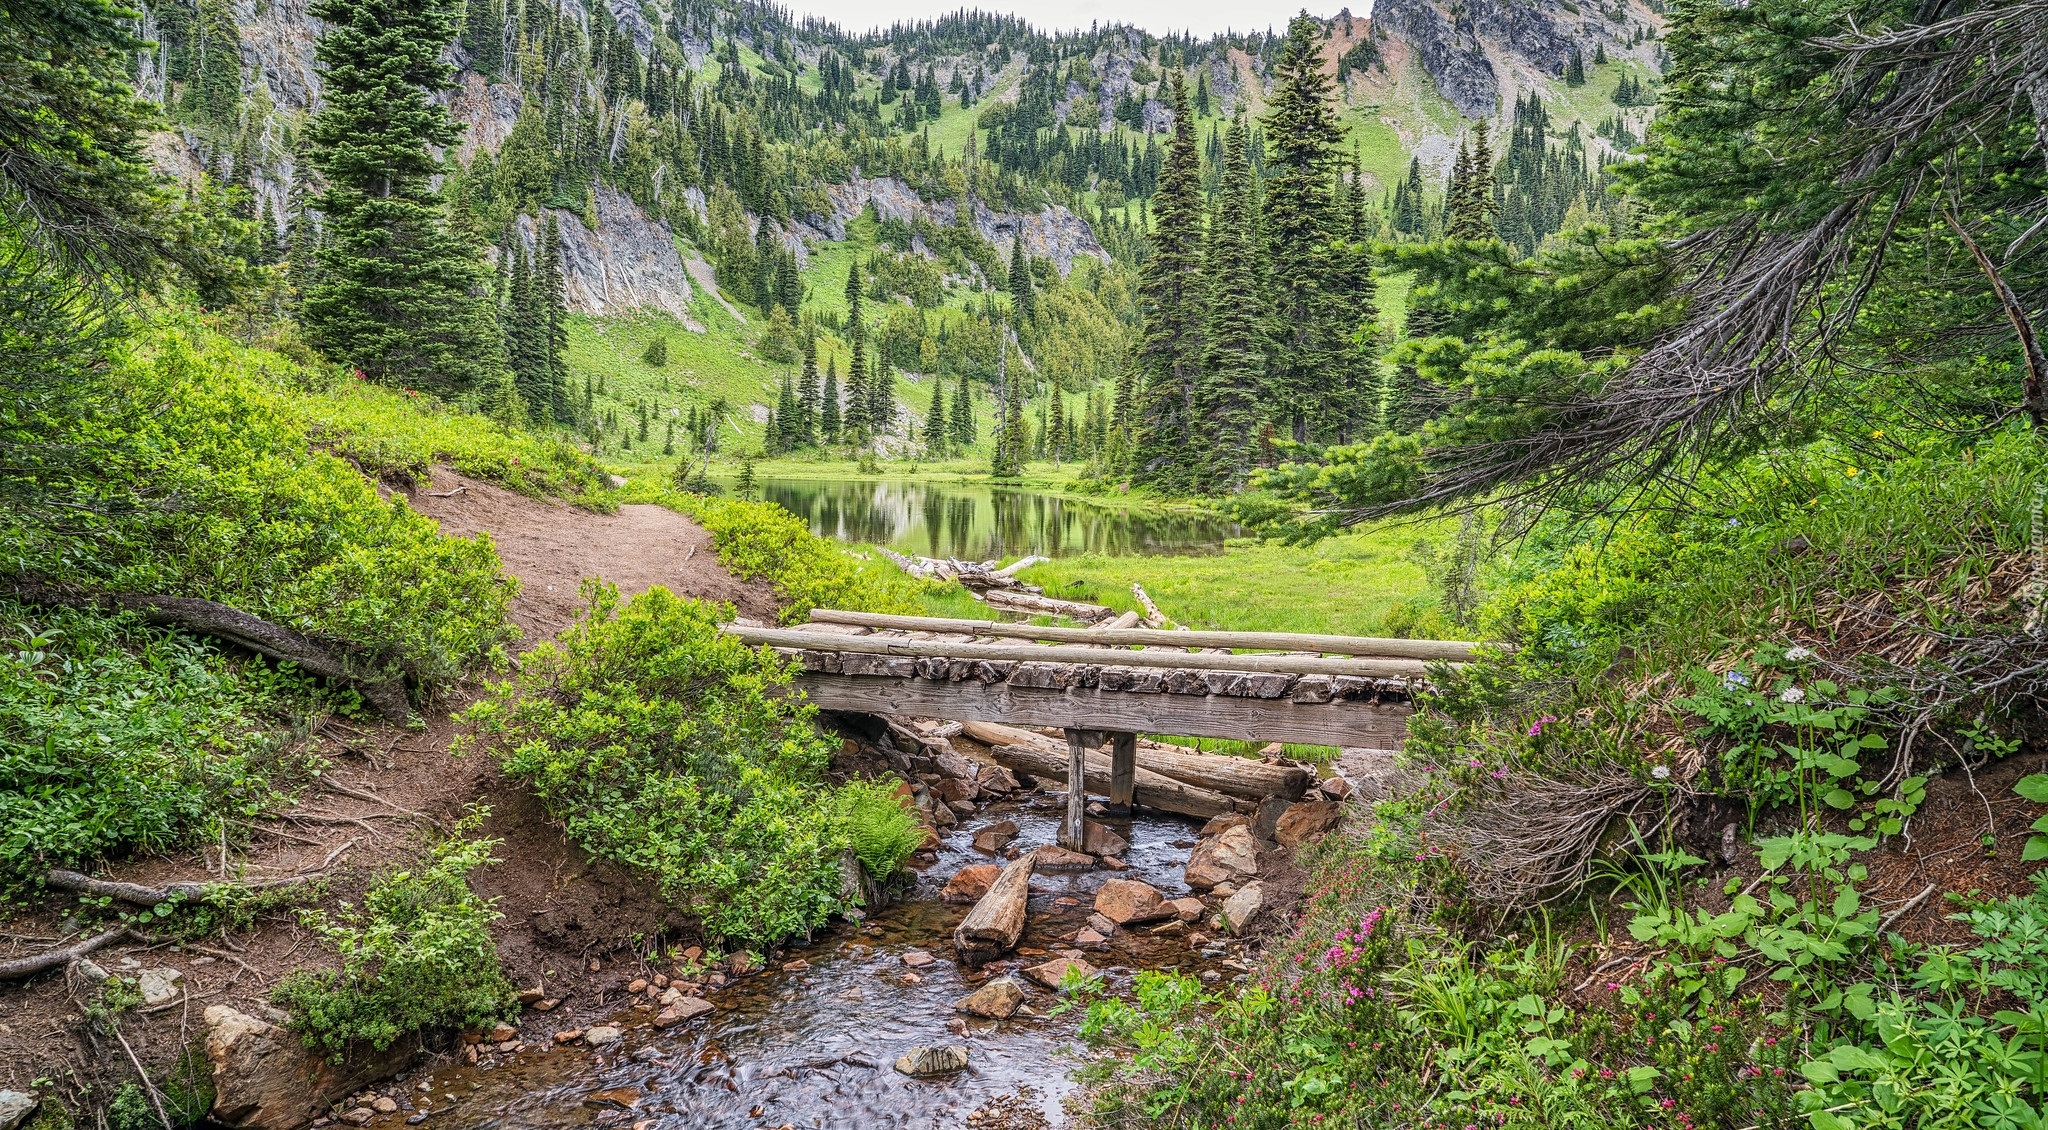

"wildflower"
[1723,670,1751,688]
[1784,646,1814,661]
[1779,686,1805,703]
[1651,765,1672,780]
[1528,713,1558,737]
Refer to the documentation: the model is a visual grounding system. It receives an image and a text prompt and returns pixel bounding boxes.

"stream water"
[420,799,1231,1130]
[742,477,1242,559]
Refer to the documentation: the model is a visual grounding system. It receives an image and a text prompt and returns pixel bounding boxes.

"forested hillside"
[130,0,1665,478]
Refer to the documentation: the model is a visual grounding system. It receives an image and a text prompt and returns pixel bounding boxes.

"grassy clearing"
[912,521,1453,638]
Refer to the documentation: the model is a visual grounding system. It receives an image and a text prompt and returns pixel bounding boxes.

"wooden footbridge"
[722,609,1478,850]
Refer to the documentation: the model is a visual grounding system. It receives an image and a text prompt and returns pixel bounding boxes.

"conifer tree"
[303,0,497,394]
[1193,114,1262,490]
[1259,13,1347,443]
[796,338,820,445]
[820,357,842,443]
[1565,44,1586,86]
[1445,121,1499,239]
[951,371,976,447]
[844,261,868,438]
[1007,236,1036,323]
[1131,75,1205,490]
[1046,382,1065,465]
[927,378,947,456]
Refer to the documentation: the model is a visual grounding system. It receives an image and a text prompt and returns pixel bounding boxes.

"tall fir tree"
[1130,74,1206,491]
[820,356,841,443]
[302,0,499,395]
[1046,382,1065,465]
[795,338,819,445]
[1193,114,1263,490]
[1259,12,1348,443]
[926,377,947,455]
[950,370,976,447]
[1007,235,1036,324]
[1445,121,1499,239]
[539,214,570,421]
[844,260,869,438]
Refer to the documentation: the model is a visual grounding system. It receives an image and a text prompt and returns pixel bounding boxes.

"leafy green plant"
[836,778,922,879]
[463,584,916,942]
[272,810,515,1059]
[657,492,927,622]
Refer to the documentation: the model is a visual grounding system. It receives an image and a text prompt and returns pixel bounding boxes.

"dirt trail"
[0,474,779,1112]
[405,467,778,638]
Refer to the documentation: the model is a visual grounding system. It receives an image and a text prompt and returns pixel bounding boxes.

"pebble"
[901,950,936,968]
[782,959,809,973]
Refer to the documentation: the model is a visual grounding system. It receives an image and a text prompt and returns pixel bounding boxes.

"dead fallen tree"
[9,583,410,721]
[45,868,329,908]
[963,721,1312,801]
[986,742,1234,819]
[0,927,143,981]
[954,851,1035,965]
[979,588,1115,622]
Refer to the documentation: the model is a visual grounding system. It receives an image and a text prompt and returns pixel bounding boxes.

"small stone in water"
[894,1046,970,1076]
[901,950,936,968]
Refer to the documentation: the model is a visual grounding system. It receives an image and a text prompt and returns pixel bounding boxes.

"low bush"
[272,811,515,1059]
[0,601,305,881]
[655,492,928,622]
[461,584,918,943]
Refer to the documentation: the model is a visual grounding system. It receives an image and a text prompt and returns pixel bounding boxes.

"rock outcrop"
[514,186,695,321]
[1371,0,1505,118]
[810,176,1106,274]
[204,1006,418,1130]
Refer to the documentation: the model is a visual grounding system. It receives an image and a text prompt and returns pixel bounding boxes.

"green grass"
[911,520,1452,638]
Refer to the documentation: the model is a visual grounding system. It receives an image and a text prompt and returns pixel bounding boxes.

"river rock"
[1030,846,1095,870]
[933,748,978,782]
[894,1045,970,1076]
[1086,912,1117,935]
[1219,882,1266,934]
[1253,796,1292,841]
[1317,776,1353,801]
[971,820,1020,854]
[203,1006,417,1130]
[138,967,183,1005]
[902,949,936,968]
[1185,825,1260,889]
[953,977,1025,1018]
[0,1092,36,1130]
[978,766,1020,794]
[337,1109,373,1127]
[1093,879,1172,925]
[1081,820,1130,858]
[583,1025,623,1047]
[1199,813,1249,836]
[653,997,714,1028]
[1169,897,1207,922]
[1022,955,1098,990]
[1074,927,1108,946]
[933,778,977,806]
[942,864,1001,903]
[1275,800,1344,848]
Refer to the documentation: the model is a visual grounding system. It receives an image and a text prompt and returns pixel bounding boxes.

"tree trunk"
[986,741,1235,820]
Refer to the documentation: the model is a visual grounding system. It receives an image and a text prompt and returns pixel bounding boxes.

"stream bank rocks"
[0,1092,37,1130]
[953,977,1027,1018]
[204,1006,418,1130]
[893,1045,971,1076]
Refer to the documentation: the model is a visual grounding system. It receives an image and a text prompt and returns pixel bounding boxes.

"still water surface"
[743,477,1241,559]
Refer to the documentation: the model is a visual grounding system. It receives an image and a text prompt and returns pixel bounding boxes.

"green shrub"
[462,584,917,942]
[1,322,520,694]
[658,492,928,623]
[0,602,302,879]
[272,811,515,1059]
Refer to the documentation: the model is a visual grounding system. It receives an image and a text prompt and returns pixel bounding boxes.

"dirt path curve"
[405,467,778,640]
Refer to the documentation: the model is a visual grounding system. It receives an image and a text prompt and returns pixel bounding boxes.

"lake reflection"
[743,477,1240,559]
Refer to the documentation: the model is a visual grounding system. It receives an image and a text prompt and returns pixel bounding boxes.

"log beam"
[807,608,1478,661]
[1108,732,1137,810]
[954,851,1036,965]
[730,625,1437,679]
[984,742,1234,820]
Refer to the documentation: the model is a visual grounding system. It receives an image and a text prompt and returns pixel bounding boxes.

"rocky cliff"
[513,186,695,322]
[809,176,1107,274]
[1371,0,1661,119]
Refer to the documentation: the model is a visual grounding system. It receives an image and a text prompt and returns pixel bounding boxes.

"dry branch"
[0,927,142,981]
[1433,770,1661,910]
[45,868,330,908]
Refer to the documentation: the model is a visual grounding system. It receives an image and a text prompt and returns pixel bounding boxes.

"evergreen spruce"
[950,371,975,447]
[796,339,820,445]
[844,261,868,438]
[1007,236,1036,323]
[1259,13,1347,443]
[927,378,947,456]
[1193,114,1263,491]
[820,357,841,443]
[1130,75,1205,491]
[1046,382,1065,465]
[1445,120,1499,239]
[1565,44,1587,86]
[302,0,497,394]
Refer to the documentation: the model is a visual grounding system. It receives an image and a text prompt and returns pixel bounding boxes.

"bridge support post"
[1061,728,1102,851]
[1107,732,1137,813]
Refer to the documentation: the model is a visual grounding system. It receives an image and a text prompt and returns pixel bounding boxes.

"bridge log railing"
[721,611,1477,851]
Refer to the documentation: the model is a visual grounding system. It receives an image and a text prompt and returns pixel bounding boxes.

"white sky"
[783,0,1345,40]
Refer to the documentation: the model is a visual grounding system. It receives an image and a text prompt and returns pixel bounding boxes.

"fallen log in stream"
[953,850,1036,965]
[984,742,1235,820]
[962,721,1312,801]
